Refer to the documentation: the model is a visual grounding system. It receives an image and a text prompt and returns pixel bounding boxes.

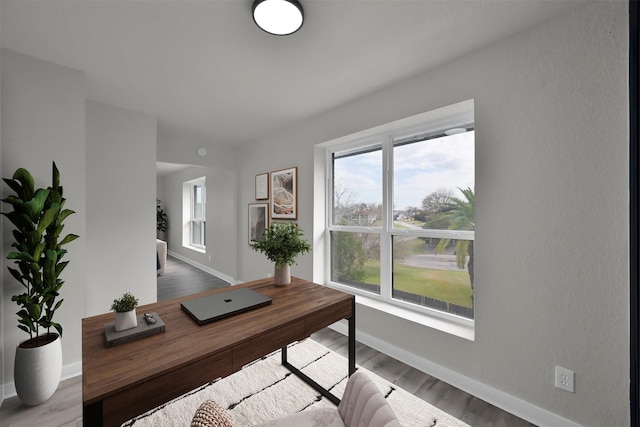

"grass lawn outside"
[340,235,472,309]
[393,263,472,308]
[361,260,472,309]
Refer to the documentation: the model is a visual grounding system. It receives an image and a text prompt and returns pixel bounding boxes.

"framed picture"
[255,173,269,200]
[270,167,297,219]
[248,203,269,245]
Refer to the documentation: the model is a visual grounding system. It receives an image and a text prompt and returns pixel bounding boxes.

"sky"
[334,131,474,210]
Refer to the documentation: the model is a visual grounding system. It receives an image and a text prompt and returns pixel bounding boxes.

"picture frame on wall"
[248,203,269,245]
[270,167,297,219]
[255,173,269,200]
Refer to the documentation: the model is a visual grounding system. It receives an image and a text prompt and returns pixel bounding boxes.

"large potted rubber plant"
[1,162,79,405]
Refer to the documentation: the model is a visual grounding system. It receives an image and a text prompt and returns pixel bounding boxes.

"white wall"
[237,3,628,426]
[85,101,157,315]
[156,124,239,280]
[157,125,237,171]
[161,165,238,281]
[1,50,159,394]
[0,47,239,394]
[1,49,86,387]
[238,140,315,281]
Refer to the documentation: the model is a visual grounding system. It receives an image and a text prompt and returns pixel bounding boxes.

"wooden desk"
[82,277,355,427]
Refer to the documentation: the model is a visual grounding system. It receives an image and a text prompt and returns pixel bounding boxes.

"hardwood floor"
[0,375,83,427]
[311,328,535,427]
[0,257,536,426]
[157,255,231,300]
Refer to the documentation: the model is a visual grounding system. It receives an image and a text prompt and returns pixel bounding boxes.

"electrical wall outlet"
[555,366,574,392]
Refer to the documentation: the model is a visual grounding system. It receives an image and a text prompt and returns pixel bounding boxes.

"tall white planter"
[14,333,62,406]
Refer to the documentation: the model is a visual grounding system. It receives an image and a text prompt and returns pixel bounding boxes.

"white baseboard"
[167,250,238,285]
[2,361,82,402]
[327,322,581,427]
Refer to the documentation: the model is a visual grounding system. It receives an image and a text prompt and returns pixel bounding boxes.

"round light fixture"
[197,147,208,157]
[444,127,468,136]
[253,0,304,36]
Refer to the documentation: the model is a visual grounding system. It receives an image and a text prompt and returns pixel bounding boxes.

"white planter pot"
[274,265,291,286]
[14,333,62,406]
[115,309,138,332]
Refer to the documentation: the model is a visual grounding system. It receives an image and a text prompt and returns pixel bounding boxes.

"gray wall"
[1,49,87,385]
[1,50,157,390]
[160,165,238,280]
[85,100,157,315]
[236,3,628,426]
[156,126,239,280]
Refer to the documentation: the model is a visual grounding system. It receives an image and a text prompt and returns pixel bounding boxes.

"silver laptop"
[181,288,272,325]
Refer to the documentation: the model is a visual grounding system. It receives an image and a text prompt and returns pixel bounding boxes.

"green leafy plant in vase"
[252,223,311,286]
[2,161,79,405]
[111,292,139,332]
[156,198,168,239]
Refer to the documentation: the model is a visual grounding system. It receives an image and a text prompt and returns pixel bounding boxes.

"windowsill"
[324,283,475,341]
[184,245,206,254]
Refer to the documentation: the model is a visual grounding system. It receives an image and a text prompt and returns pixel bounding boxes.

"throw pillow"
[191,400,234,427]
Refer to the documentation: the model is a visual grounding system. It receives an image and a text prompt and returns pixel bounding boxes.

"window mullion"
[202,183,206,222]
[380,137,393,302]
[325,150,333,283]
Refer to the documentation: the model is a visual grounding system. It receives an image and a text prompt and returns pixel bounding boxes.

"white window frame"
[183,177,206,253]
[316,100,475,340]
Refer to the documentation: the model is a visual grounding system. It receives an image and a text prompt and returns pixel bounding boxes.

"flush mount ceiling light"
[252,0,304,36]
[444,127,468,136]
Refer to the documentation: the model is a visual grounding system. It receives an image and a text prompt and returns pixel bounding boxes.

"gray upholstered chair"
[253,371,401,427]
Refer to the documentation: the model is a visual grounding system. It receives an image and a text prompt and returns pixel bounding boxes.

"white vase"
[274,264,291,286]
[14,333,62,406]
[115,309,138,332]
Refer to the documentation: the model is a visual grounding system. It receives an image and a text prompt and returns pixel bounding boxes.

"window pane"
[332,147,382,226]
[193,185,203,220]
[392,235,473,319]
[202,221,206,246]
[192,221,202,246]
[330,231,380,294]
[393,131,474,230]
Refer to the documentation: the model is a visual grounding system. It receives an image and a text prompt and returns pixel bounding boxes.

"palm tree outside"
[433,187,475,289]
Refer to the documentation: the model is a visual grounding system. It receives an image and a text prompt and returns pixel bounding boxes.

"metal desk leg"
[349,298,356,376]
[282,302,356,406]
[282,344,341,406]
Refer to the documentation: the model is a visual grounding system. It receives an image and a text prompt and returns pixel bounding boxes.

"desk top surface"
[82,277,353,404]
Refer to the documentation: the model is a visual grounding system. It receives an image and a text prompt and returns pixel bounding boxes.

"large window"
[327,104,474,323]
[183,177,206,252]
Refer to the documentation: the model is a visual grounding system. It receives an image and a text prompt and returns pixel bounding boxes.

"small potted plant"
[111,292,139,332]
[252,223,311,286]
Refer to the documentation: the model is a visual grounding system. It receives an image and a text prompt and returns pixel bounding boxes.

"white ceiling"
[1,0,585,148]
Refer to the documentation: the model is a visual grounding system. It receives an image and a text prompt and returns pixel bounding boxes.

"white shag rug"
[122,339,470,427]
